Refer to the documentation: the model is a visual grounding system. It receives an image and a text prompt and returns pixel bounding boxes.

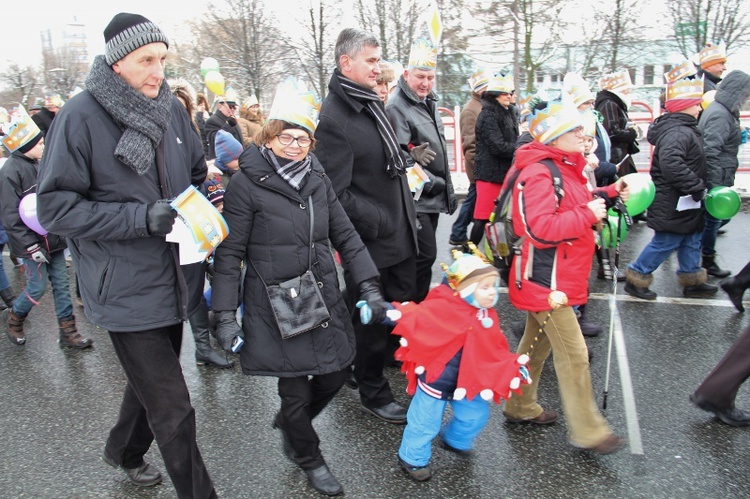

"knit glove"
[410,142,436,167]
[214,310,244,353]
[26,243,49,264]
[146,200,178,236]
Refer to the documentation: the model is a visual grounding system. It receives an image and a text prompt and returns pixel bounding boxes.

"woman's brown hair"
[254,120,316,151]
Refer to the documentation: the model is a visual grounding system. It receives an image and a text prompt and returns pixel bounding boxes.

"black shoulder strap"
[538,158,564,206]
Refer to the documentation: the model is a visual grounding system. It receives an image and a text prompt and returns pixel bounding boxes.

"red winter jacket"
[508,141,618,311]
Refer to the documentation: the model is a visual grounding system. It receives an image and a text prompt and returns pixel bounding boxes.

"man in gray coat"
[36,13,216,498]
[698,70,750,278]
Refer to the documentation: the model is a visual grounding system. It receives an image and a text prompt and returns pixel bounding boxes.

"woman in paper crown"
[391,246,530,481]
[211,76,389,496]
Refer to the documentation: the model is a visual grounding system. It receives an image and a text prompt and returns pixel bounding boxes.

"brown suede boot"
[3,308,26,345]
[58,315,93,349]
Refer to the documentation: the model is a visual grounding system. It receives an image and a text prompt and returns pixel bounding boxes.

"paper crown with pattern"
[467,69,490,93]
[698,43,726,69]
[407,1,442,70]
[44,93,64,108]
[562,72,595,108]
[217,87,239,105]
[242,94,259,110]
[530,101,582,145]
[486,72,514,94]
[440,243,496,291]
[1,117,42,153]
[267,76,321,134]
[580,109,598,138]
[599,69,632,92]
[664,60,697,83]
[666,75,704,102]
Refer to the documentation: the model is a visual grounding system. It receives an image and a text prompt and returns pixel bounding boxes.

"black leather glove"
[214,310,244,352]
[692,189,707,202]
[410,142,436,167]
[358,279,389,325]
[26,243,49,264]
[423,170,446,195]
[146,200,178,236]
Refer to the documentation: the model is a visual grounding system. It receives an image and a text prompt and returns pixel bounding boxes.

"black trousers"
[277,369,348,470]
[415,212,440,303]
[694,321,750,408]
[106,324,216,499]
[345,255,416,408]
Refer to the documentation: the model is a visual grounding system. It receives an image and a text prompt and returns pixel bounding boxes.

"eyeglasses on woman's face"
[276,133,312,148]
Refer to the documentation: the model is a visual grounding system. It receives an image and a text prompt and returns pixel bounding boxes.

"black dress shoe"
[102,449,162,487]
[720,277,746,312]
[304,464,343,496]
[343,369,358,389]
[272,413,296,462]
[690,393,750,427]
[361,401,407,424]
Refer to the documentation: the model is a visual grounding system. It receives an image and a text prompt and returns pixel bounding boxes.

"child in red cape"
[393,248,529,481]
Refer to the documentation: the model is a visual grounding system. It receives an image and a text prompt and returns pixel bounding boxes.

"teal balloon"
[200,57,220,78]
[621,173,655,216]
[601,216,628,249]
[705,186,741,220]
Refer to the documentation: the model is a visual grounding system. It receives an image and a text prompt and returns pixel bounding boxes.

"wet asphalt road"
[1,208,750,498]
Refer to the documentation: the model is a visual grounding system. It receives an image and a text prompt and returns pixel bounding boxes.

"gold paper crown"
[267,76,321,134]
[666,76,704,102]
[408,37,438,70]
[580,109,597,137]
[440,243,492,291]
[486,72,514,94]
[467,69,490,93]
[530,102,582,145]
[664,60,697,84]
[699,43,727,68]
[218,87,240,104]
[562,72,595,108]
[44,93,64,108]
[599,70,632,92]
[1,117,41,153]
[242,95,259,109]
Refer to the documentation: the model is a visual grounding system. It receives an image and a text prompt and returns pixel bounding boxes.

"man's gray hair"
[334,28,380,71]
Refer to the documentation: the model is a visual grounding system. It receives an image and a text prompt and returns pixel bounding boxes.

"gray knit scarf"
[259,145,312,191]
[86,55,172,175]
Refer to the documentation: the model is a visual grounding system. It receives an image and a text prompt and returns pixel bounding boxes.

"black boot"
[624,268,657,300]
[702,253,731,278]
[0,287,15,311]
[577,304,602,337]
[720,277,747,312]
[190,299,233,368]
[680,269,719,298]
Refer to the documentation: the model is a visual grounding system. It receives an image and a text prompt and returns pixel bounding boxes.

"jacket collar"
[395,75,438,105]
[327,69,366,113]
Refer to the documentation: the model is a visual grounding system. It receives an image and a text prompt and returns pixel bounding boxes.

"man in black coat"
[697,43,727,93]
[314,28,418,425]
[204,94,243,160]
[31,93,63,136]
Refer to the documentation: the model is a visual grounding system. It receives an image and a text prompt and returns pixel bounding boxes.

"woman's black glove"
[692,189,707,202]
[358,279,389,325]
[214,310,244,352]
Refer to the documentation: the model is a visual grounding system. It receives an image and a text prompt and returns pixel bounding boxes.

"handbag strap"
[250,195,314,286]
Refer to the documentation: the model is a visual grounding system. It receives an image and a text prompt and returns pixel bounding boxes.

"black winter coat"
[31,107,56,136]
[386,77,457,214]
[36,91,207,332]
[646,112,707,234]
[314,71,418,270]
[211,146,379,377]
[0,153,67,257]
[204,110,243,160]
[698,69,722,93]
[473,98,518,184]
[595,90,637,164]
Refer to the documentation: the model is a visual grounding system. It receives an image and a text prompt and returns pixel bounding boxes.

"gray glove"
[146,200,178,236]
[410,142,437,167]
[26,243,49,264]
[214,310,244,352]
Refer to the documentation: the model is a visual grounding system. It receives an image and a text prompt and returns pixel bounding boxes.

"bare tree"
[355,0,422,61]
[668,0,750,58]
[0,63,38,108]
[435,0,474,107]
[41,46,86,98]
[591,0,646,72]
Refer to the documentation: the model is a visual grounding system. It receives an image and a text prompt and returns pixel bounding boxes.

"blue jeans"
[629,231,702,276]
[0,244,10,291]
[398,385,490,467]
[13,250,73,319]
[449,183,476,242]
[700,212,730,256]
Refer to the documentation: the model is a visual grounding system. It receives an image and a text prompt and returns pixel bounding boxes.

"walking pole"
[602,213,622,410]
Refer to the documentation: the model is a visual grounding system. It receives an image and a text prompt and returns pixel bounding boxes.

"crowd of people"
[1,9,750,499]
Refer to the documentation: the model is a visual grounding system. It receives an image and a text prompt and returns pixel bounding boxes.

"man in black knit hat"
[36,13,216,498]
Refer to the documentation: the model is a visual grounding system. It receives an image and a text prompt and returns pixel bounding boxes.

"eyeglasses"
[499,91,514,96]
[276,133,312,148]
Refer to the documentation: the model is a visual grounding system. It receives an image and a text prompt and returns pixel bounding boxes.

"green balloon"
[200,57,220,78]
[621,173,655,216]
[705,186,741,220]
[601,215,628,249]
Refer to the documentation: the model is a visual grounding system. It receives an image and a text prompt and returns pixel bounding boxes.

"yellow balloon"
[204,71,225,96]
[702,90,716,110]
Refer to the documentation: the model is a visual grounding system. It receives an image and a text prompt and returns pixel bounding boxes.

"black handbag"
[250,196,331,339]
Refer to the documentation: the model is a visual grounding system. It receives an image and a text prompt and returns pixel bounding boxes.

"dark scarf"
[86,55,172,175]
[259,145,312,191]
[337,72,405,178]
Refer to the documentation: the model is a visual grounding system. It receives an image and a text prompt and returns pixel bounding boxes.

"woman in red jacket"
[502,101,628,454]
